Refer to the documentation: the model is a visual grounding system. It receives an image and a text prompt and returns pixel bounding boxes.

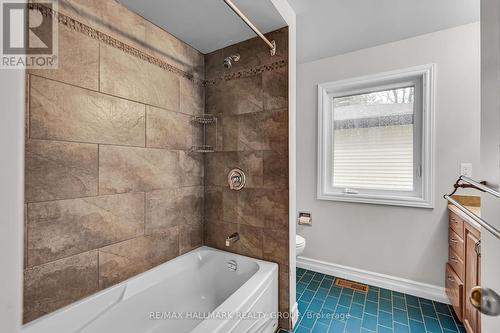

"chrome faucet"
[225,233,239,247]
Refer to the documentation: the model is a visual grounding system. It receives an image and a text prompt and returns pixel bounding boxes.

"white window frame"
[317,64,435,208]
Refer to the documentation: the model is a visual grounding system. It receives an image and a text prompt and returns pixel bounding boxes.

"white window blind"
[332,88,415,192]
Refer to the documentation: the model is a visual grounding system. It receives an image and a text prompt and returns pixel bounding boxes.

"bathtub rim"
[22,246,279,333]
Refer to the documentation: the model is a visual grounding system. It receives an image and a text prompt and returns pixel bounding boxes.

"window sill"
[317,192,434,208]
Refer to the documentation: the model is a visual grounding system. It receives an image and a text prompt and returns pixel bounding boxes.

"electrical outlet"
[460,163,473,177]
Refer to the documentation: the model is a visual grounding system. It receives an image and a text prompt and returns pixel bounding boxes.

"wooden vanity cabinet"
[446,208,481,333]
[463,225,481,333]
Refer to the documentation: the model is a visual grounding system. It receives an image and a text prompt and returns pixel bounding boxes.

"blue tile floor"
[280,268,466,333]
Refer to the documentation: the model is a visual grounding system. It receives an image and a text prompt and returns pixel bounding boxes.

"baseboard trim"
[290,302,299,329]
[297,256,448,304]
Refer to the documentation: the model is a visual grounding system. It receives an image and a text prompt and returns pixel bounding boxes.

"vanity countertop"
[447,195,481,231]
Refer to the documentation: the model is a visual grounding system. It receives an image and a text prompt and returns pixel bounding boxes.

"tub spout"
[225,233,239,247]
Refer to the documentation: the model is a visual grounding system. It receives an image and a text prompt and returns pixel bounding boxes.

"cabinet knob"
[470,286,500,316]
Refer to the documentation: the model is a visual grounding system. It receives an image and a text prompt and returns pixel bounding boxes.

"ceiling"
[288,0,480,63]
[119,0,287,54]
[119,0,480,61]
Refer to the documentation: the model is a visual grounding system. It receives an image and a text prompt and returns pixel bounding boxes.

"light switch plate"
[460,163,473,177]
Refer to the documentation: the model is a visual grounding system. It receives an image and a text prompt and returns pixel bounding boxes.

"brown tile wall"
[24,0,204,323]
[24,1,289,329]
[203,27,290,329]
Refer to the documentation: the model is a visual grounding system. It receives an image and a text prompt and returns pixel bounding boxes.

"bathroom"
[1,0,500,333]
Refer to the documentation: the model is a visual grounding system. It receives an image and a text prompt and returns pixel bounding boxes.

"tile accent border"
[28,3,288,87]
[203,59,288,86]
[28,3,200,83]
[297,256,448,304]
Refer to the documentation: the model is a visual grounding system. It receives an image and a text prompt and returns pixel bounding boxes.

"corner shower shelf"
[191,114,217,153]
[192,114,217,125]
[190,145,215,153]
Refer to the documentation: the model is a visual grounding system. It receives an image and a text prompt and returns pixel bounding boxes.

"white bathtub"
[23,247,279,333]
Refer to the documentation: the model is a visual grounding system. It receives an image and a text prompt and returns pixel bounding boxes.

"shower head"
[223,54,240,69]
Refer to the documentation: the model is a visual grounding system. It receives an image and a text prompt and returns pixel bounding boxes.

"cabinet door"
[464,230,481,333]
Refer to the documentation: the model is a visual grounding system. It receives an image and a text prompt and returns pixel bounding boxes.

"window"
[317,65,435,207]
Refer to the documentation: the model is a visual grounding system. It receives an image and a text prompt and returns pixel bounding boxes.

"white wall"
[296,23,480,287]
[0,68,25,333]
[480,0,500,330]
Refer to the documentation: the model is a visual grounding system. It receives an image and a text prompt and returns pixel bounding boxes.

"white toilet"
[296,235,306,256]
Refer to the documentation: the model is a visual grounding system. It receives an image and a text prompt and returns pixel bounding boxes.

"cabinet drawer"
[449,211,464,238]
[449,228,464,258]
[448,247,464,280]
[446,263,463,321]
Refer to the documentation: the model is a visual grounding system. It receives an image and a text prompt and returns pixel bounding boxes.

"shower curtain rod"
[223,0,277,56]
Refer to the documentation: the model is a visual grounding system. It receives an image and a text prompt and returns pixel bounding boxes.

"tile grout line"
[25,204,29,269]
[144,104,147,148]
[331,277,340,332]
[404,295,410,332]
[432,300,448,333]
[25,187,202,205]
[25,232,147,271]
[97,144,100,196]
[305,274,324,330]
[25,74,31,270]
[415,298,428,332]
[313,273,327,330]
[143,192,147,236]
[324,276,335,332]
[377,288,381,331]
[98,42,100,92]
[310,272,325,326]
[294,269,464,333]
[28,74,190,116]
[27,73,31,139]
[27,135,275,153]
[96,246,100,289]
[388,295,394,332]
[366,289,375,332]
